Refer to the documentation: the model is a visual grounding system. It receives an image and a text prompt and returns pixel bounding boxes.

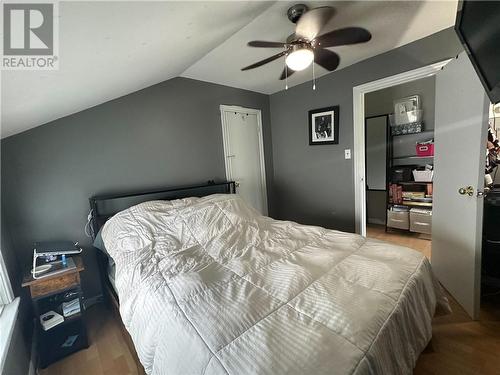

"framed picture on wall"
[309,106,339,145]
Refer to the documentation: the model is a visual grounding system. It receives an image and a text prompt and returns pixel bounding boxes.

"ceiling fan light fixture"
[285,47,314,71]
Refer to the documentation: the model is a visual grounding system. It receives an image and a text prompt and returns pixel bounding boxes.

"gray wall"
[270,27,462,231]
[366,190,387,225]
[367,76,437,162]
[365,76,436,225]
[1,213,22,295]
[365,76,436,126]
[1,77,272,299]
[1,214,31,375]
[3,313,31,375]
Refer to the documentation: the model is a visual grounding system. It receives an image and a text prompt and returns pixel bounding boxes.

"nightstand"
[22,255,88,368]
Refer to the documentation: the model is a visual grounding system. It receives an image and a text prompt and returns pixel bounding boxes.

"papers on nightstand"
[40,311,64,331]
[62,298,81,317]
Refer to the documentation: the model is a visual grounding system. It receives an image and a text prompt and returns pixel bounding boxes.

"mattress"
[101,194,448,375]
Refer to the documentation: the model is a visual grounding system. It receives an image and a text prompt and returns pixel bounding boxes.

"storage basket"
[391,166,415,182]
[409,209,432,234]
[388,115,423,135]
[387,210,409,230]
[391,122,423,136]
[416,142,434,157]
[413,169,433,182]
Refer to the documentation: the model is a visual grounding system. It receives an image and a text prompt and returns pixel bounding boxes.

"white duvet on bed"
[101,194,448,375]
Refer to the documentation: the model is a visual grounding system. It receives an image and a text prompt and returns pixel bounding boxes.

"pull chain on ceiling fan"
[241,4,372,89]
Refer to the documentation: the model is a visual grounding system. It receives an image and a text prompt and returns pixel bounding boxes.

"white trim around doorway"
[220,105,268,215]
[352,59,453,236]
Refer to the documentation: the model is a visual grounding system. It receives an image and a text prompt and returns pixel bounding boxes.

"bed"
[90,181,448,375]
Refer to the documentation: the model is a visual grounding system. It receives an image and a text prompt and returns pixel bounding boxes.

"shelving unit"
[22,256,88,369]
[401,201,433,208]
[392,155,434,160]
[396,181,431,185]
[386,124,434,234]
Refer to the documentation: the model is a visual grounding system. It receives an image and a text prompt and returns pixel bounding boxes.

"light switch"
[344,149,351,159]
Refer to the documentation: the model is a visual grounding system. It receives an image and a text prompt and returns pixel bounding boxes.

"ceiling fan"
[241,4,372,83]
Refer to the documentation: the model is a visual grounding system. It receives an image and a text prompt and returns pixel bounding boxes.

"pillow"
[93,229,115,266]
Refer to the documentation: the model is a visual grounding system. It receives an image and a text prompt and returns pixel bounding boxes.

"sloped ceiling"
[1,1,457,138]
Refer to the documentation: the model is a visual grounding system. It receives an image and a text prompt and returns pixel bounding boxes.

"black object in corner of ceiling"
[455,0,500,104]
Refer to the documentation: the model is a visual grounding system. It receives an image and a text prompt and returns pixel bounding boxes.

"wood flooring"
[368,225,500,375]
[38,225,500,374]
[38,304,138,375]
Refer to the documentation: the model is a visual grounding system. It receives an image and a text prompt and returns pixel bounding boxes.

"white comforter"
[101,194,447,375]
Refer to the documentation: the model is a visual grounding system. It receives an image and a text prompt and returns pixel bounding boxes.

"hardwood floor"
[39,226,500,375]
[367,224,432,259]
[368,224,500,375]
[39,304,139,375]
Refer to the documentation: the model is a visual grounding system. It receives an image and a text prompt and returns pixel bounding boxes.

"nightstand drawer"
[30,272,79,298]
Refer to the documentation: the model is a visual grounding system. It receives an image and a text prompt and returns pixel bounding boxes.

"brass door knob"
[458,186,474,196]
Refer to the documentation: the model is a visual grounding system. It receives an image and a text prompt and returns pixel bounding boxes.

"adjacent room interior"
[1,1,500,375]
[364,77,435,259]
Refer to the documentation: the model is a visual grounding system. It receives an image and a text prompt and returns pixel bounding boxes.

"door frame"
[352,59,453,236]
[220,105,268,215]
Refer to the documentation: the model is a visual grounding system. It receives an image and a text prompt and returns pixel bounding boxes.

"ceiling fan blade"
[279,66,295,80]
[241,51,287,71]
[315,27,372,48]
[314,48,340,71]
[295,6,336,41]
[248,40,287,48]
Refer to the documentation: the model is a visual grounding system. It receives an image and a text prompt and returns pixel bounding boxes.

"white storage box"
[413,169,433,182]
[387,210,409,230]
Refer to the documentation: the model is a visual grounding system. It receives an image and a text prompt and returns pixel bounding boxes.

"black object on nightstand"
[22,255,88,369]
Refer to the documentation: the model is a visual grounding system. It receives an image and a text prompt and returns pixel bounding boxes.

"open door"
[432,52,490,319]
[220,106,268,215]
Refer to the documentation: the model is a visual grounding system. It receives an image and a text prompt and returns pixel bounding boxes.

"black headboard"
[88,181,236,239]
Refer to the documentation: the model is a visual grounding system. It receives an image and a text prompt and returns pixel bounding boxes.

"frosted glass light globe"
[285,48,314,71]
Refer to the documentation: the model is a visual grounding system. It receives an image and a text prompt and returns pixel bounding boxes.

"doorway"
[220,105,268,214]
[353,54,490,319]
[364,76,435,260]
[352,59,451,236]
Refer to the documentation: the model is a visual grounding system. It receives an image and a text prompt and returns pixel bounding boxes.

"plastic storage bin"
[387,210,409,230]
[409,209,432,234]
[416,142,434,157]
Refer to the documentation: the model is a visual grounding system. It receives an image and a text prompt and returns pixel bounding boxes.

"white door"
[432,52,490,319]
[220,106,268,214]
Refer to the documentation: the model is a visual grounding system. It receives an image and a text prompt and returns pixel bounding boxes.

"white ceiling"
[1,1,457,138]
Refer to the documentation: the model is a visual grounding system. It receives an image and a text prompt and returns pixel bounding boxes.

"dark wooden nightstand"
[22,255,88,368]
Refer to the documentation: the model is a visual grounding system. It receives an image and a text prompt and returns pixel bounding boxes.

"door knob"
[458,186,474,196]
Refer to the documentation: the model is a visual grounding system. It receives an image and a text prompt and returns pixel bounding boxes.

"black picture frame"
[308,106,339,145]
